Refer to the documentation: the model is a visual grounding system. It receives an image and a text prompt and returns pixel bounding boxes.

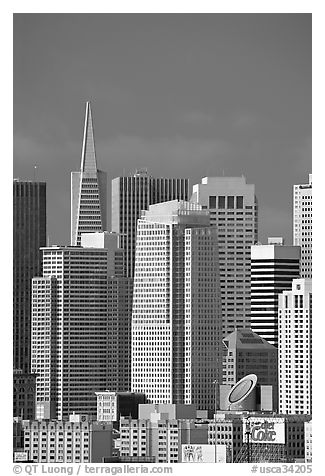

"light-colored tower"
[278,278,312,415]
[191,176,258,335]
[131,200,222,410]
[31,233,132,420]
[250,238,300,347]
[111,170,189,277]
[71,102,107,246]
[293,173,312,278]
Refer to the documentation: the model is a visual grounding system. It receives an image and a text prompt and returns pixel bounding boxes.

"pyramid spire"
[80,101,97,173]
[71,101,107,246]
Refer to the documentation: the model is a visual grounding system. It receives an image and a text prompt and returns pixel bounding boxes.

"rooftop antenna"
[33,164,38,181]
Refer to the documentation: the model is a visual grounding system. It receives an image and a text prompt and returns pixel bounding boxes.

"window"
[236,196,243,208]
[209,196,217,209]
[227,196,234,208]
[218,196,225,209]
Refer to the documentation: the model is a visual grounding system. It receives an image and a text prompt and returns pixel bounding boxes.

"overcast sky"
[13,13,311,245]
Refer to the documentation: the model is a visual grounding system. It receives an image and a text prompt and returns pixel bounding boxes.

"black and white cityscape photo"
[13,12,312,473]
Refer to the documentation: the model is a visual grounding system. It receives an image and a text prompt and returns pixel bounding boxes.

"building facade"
[191,176,258,335]
[22,415,114,463]
[71,102,107,246]
[31,233,132,420]
[13,180,46,374]
[278,279,312,415]
[95,391,147,422]
[13,370,36,420]
[131,201,222,409]
[111,170,189,277]
[207,415,243,462]
[120,405,208,463]
[293,174,312,278]
[222,328,278,410]
[250,238,300,347]
[304,420,312,463]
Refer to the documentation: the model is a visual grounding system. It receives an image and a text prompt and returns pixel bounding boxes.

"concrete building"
[22,415,114,463]
[278,279,312,415]
[222,329,278,410]
[13,180,46,375]
[191,176,258,335]
[304,420,312,463]
[207,414,243,462]
[210,412,309,463]
[111,170,189,277]
[13,370,36,420]
[95,391,147,423]
[251,238,300,347]
[71,102,107,246]
[293,174,312,278]
[31,233,132,420]
[120,405,208,463]
[131,200,222,409]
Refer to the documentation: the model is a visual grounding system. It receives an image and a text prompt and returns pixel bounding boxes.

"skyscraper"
[250,238,300,347]
[278,279,312,415]
[131,200,222,410]
[293,174,312,278]
[32,233,132,420]
[71,102,107,246]
[111,170,189,277]
[13,179,47,374]
[191,176,258,335]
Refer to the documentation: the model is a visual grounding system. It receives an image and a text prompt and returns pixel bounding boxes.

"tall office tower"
[278,279,312,415]
[251,238,300,347]
[13,370,36,420]
[111,170,189,277]
[32,233,132,420]
[71,102,107,246]
[13,179,46,374]
[191,176,258,335]
[293,174,312,278]
[222,328,278,410]
[131,200,222,410]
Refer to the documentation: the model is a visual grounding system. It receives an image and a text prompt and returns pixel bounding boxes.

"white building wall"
[131,220,173,403]
[131,201,221,407]
[31,276,57,420]
[278,279,312,415]
[293,174,312,278]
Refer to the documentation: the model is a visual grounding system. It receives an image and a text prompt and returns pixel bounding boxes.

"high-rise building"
[131,200,222,410]
[222,328,278,409]
[13,370,36,420]
[71,102,107,246]
[250,238,300,347]
[293,174,312,278]
[278,279,312,415]
[191,176,258,335]
[31,233,132,420]
[111,170,189,277]
[13,179,46,374]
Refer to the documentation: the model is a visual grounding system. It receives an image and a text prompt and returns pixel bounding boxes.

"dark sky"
[13,13,311,245]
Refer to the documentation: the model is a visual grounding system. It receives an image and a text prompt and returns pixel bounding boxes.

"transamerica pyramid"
[71,102,107,246]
